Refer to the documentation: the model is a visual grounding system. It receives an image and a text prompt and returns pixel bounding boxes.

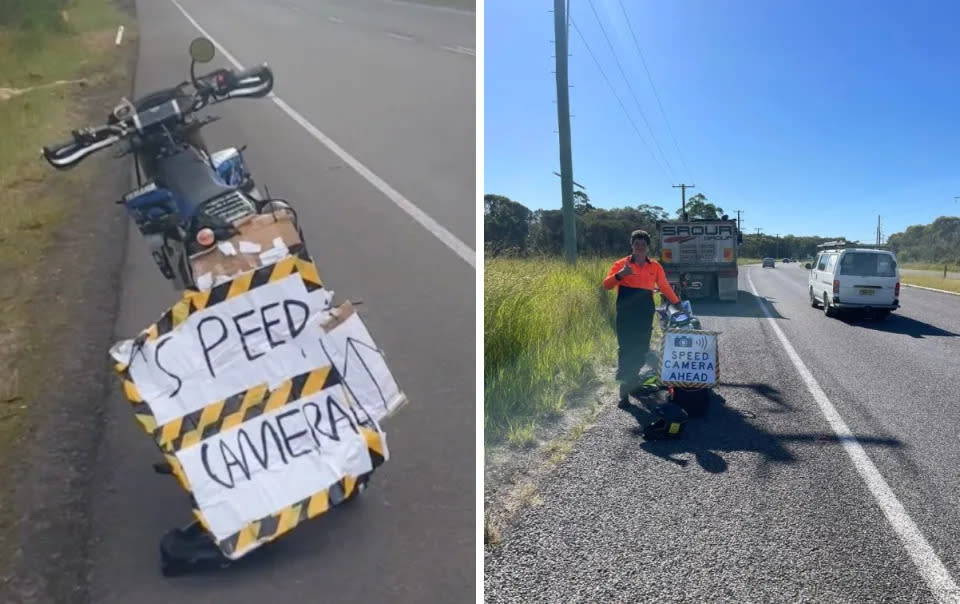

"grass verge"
[0,0,137,578]
[484,256,664,446]
[0,0,133,420]
[901,262,960,272]
[901,275,960,294]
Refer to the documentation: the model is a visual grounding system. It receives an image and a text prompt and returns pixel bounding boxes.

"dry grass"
[901,275,960,294]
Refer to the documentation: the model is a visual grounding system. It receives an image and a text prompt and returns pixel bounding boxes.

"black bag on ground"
[159,521,230,577]
[643,402,688,440]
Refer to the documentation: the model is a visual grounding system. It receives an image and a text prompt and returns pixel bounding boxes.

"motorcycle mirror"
[189,37,215,63]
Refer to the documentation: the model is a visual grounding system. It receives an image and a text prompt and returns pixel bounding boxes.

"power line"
[617,0,693,180]
[569,17,673,184]
[585,0,677,181]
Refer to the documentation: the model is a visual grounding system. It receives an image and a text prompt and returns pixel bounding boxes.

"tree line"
[885,216,960,265]
[485,192,959,264]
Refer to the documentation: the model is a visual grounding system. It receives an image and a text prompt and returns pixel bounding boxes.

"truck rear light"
[895,282,900,297]
[833,280,840,294]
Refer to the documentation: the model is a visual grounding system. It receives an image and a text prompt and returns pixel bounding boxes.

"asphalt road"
[88,0,474,601]
[485,265,960,603]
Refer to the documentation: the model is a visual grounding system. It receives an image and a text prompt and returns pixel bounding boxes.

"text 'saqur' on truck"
[655,217,743,302]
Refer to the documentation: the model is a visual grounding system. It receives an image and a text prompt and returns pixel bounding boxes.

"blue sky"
[483,0,960,243]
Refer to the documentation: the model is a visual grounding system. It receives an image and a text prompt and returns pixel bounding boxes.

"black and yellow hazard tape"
[111,248,329,439]
[110,245,328,439]
[157,250,323,340]
[122,246,324,346]
[115,360,390,560]
[214,425,387,559]
[657,328,721,389]
[154,364,342,453]
[106,243,392,560]
[116,373,160,434]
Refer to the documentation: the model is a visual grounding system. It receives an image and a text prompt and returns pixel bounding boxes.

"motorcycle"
[42,37,296,291]
[41,38,321,576]
[657,273,702,330]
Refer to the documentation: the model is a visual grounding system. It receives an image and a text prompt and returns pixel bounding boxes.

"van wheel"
[823,294,836,317]
[809,287,820,307]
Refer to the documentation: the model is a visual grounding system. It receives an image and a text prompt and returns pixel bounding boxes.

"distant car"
[762,257,775,268]
[782,258,790,263]
[808,248,900,319]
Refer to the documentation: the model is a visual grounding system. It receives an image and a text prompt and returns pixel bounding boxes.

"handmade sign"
[110,251,406,559]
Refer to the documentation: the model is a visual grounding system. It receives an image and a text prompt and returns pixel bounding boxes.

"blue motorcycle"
[42,37,294,290]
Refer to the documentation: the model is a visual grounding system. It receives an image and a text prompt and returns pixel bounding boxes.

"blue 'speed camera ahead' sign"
[660,330,719,388]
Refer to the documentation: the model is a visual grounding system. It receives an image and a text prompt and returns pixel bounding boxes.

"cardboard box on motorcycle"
[188,209,303,288]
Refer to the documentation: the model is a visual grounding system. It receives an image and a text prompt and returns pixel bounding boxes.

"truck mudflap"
[665,271,738,301]
[717,275,738,301]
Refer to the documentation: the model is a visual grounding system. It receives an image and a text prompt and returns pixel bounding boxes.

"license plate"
[859,289,874,295]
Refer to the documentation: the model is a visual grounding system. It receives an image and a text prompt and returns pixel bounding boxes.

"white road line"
[387,32,415,41]
[746,268,960,603]
[328,16,344,23]
[442,45,475,56]
[169,0,475,268]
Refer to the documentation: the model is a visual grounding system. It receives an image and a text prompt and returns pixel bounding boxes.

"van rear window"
[839,252,897,277]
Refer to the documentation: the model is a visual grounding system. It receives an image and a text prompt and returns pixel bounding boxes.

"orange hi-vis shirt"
[603,256,681,305]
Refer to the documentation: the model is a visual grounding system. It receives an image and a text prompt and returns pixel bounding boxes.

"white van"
[807,246,900,318]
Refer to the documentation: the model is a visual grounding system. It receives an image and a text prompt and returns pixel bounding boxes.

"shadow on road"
[619,390,903,473]
[838,312,959,338]
[158,495,373,579]
[689,290,788,320]
[718,381,791,411]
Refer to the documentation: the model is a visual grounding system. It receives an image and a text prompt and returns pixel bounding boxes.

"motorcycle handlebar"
[221,64,274,100]
[42,124,128,170]
[41,64,273,170]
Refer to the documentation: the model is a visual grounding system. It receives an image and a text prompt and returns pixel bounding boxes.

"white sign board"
[121,273,330,426]
[178,375,379,543]
[659,329,719,388]
[110,261,406,558]
[318,312,406,419]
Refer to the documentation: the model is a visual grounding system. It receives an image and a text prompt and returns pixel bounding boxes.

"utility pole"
[876,215,881,246]
[735,210,743,232]
[552,171,585,191]
[673,184,694,220]
[553,0,576,264]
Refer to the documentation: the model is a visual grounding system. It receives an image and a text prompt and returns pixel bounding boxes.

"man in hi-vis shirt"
[603,229,681,407]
